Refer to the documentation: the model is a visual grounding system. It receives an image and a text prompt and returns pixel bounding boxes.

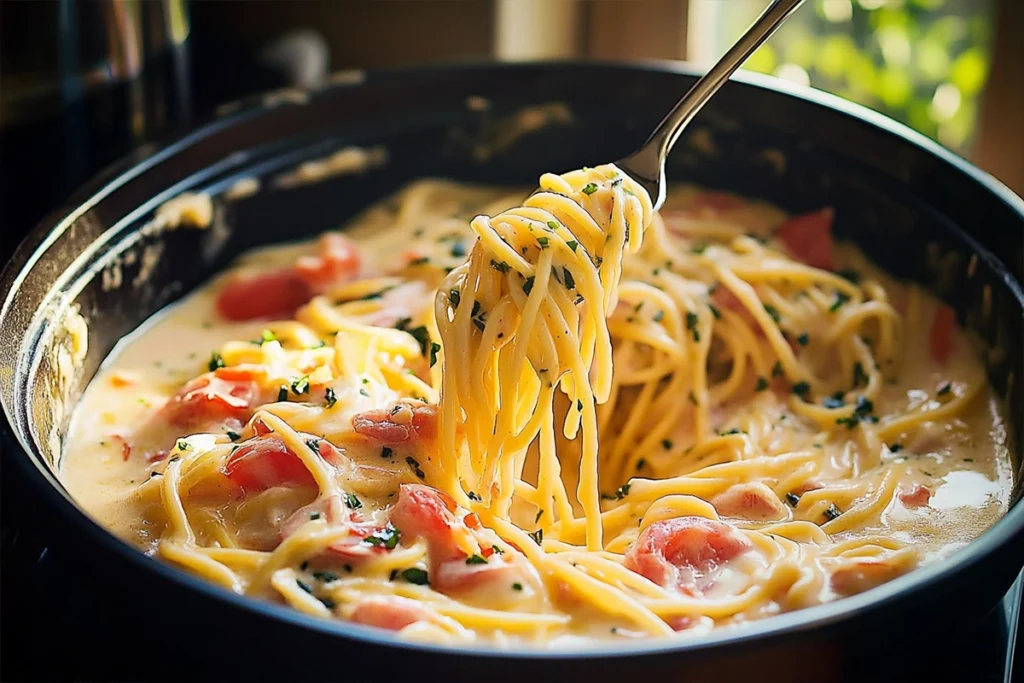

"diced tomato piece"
[294,233,360,292]
[281,495,345,538]
[110,372,136,388]
[350,596,435,631]
[160,368,266,432]
[223,434,317,495]
[279,494,383,561]
[215,269,313,322]
[711,483,787,521]
[929,305,955,365]
[666,615,696,632]
[432,554,527,593]
[711,287,767,341]
[391,484,462,558]
[774,208,835,271]
[387,484,540,595]
[830,558,909,596]
[351,405,438,445]
[692,190,742,213]
[711,287,746,314]
[111,434,133,461]
[252,418,272,437]
[897,484,931,508]
[624,517,750,592]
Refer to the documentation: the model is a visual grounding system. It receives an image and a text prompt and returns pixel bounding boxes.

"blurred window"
[688,0,995,153]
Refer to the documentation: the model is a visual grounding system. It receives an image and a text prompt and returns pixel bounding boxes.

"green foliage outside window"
[739,0,994,153]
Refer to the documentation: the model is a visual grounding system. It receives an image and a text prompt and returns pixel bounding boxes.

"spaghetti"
[62,173,1012,647]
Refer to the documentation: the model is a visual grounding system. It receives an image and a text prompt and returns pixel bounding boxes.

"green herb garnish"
[400,568,429,585]
[365,525,401,550]
[291,375,310,395]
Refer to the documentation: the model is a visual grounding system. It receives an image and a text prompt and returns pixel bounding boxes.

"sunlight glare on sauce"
[929,471,1002,510]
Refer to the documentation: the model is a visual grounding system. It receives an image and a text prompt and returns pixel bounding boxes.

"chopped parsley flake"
[466,554,488,565]
[406,456,425,480]
[226,430,241,442]
[430,342,441,368]
[529,529,544,545]
[824,504,842,521]
[291,375,310,395]
[175,439,190,452]
[852,362,869,388]
[566,240,578,253]
[785,492,801,507]
[449,289,461,309]
[688,391,699,406]
[791,381,811,398]
[296,580,314,594]
[547,220,560,231]
[691,244,708,255]
[829,292,850,312]
[755,377,770,392]
[771,361,784,378]
[512,582,523,591]
[400,568,429,585]
[686,311,700,342]
[937,382,952,396]
[490,259,511,273]
[397,321,431,356]
[309,512,321,520]
[823,395,844,409]
[562,267,576,290]
[277,385,289,402]
[653,309,664,323]
[467,490,481,502]
[313,571,338,583]
[381,447,393,459]
[537,236,549,249]
[836,396,876,429]
[661,439,673,450]
[763,304,781,323]
[365,525,401,550]
[708,303,721,320]
[581,183,598,195]
[208,352,225,372]
[636,458,647,470]
[523,276,535,295]
[346,493,362,509]
[796,332,810,346]
[450,242,467,258]
[889,443,904,453]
